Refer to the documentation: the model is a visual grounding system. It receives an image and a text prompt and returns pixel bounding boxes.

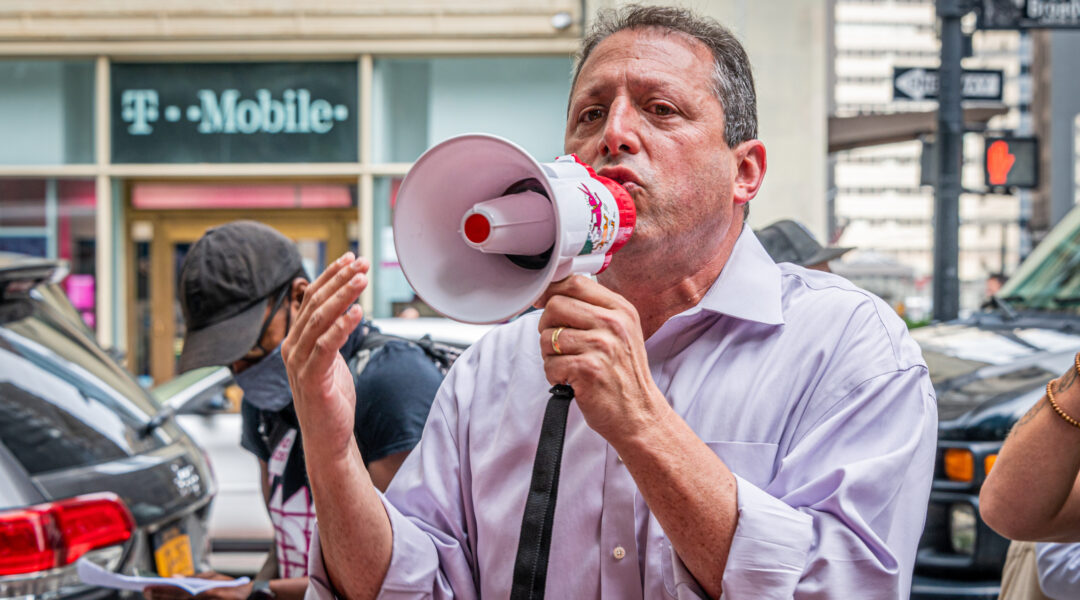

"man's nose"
[598,99,641,158]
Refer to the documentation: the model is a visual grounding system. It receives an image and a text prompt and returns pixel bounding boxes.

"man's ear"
[290,278,308,311]
[732,139,767,207]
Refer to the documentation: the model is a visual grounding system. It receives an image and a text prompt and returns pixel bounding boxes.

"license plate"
[153,525,195,577]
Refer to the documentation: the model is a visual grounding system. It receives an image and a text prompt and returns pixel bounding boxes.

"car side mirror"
[144,367,241,436]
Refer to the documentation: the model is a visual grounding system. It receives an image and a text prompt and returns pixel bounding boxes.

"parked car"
[172,316,495,574]
[909,206,1080,599]
[0,253,218,599]
[168,369,271,576]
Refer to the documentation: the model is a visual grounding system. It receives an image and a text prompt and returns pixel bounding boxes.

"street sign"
[984,136,1039,189]
[893,67,1004,101]
[979,0,1080,30]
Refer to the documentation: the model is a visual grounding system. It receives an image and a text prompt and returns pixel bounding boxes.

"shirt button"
[613,546,626,560]
[616,454,623,463]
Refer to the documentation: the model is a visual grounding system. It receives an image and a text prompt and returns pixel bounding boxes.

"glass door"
[131,212,351,385]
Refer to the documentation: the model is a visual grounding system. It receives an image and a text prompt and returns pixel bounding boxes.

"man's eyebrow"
[569,84,605,105]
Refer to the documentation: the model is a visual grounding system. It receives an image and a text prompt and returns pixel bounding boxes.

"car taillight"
[0,508,57,574]
[0,493,134,576]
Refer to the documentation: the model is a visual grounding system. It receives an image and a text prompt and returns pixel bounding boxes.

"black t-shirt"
[236,324,442,577]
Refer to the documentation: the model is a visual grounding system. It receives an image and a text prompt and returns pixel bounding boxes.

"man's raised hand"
[281,253,370,458]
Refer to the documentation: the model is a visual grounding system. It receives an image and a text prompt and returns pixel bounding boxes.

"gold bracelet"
[1046,379,1080,430]
[1075,351,1080,377]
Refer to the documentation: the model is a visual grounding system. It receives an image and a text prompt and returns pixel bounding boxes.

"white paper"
[77,557,251,594]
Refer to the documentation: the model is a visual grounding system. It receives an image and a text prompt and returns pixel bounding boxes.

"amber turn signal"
[944,448,974,482]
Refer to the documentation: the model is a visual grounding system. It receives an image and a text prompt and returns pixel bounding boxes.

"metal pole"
[933,0,965,322]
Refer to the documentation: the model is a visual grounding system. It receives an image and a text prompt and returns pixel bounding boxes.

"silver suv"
[0,254,216,599]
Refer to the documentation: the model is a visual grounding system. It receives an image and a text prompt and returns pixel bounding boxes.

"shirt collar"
[693,226,785,325]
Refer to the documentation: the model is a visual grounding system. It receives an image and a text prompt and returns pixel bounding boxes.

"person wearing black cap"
[755,219,853,272]
[145,221,443,600]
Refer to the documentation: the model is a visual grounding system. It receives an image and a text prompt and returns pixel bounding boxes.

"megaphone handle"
[509,383,575,600]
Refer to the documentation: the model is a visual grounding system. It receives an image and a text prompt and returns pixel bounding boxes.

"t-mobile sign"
[111,62,358,163]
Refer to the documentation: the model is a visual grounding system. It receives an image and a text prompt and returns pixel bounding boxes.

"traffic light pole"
[933,0,965,322]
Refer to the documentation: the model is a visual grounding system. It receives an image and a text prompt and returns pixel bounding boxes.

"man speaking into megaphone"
[282,5,937,599]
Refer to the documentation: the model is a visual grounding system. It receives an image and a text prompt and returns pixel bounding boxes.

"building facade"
[0,0,586,384]
[832,0,1028,313]
[0,0,830,384]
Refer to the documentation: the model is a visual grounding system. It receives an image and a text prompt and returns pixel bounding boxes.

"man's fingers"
[297,256,369,326]
[316,252,355,288]
[540,326,621,360]
[306,304,364,375]
[541,352,605,388]
[294,253,353,326]
[537,294,609,334]
[291,272,367,360]
[541,326,579,357]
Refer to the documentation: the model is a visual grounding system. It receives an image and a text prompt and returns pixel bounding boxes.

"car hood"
[910,315,1080,439]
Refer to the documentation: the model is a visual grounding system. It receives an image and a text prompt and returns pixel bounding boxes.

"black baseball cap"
[756,219,853,268]
[177,221,304,373]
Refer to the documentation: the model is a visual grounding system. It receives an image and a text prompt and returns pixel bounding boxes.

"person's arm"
[536,275,937,599]
[280,255,391,600]
[307,339,482,600]
[981,361,1080,541]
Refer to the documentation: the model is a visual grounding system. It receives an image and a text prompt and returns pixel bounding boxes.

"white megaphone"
[393,134,635,324]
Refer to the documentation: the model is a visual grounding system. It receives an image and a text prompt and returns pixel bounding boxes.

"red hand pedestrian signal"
[987,140,1016,186]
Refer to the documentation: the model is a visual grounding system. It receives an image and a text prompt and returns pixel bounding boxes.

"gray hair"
[571,4,758,149]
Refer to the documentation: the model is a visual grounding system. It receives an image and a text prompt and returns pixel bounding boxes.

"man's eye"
[580,108,604,123]
[651,104,675,116]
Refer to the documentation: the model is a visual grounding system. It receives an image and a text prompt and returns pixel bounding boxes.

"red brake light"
[53,495,136,564]
[0,493,134,576]
[0,508,57,574]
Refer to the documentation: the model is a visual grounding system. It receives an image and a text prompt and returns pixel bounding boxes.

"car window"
[0,296,165,475]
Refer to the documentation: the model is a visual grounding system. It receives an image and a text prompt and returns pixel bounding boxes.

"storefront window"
[127,182,358,382]
[0,178,97,328]
[0,61,95,165]
[370,56,573,318]
[372,57,573,164]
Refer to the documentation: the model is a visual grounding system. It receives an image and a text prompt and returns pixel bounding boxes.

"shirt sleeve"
[354,340,444,464]
[239,400,272,462]
[308,352,481,600]
[683,365,938,600]
[1036,542,1080,599]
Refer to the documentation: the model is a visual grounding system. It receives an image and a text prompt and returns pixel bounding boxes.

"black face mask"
[233,345,293,412]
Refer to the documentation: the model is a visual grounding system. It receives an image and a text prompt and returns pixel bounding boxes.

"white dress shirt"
[307,227,938,599]
[1036,542,1080,599]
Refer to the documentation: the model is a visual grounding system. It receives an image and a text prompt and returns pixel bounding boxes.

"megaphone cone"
[394,134,634,324]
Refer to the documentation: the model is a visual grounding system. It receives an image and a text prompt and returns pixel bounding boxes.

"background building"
[0,0,584,384]
[1031,29,1080,234]
[831,0,1029,314]
[0,0,832,384]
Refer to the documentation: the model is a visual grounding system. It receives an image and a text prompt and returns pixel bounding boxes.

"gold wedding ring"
[551,327,566,355]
